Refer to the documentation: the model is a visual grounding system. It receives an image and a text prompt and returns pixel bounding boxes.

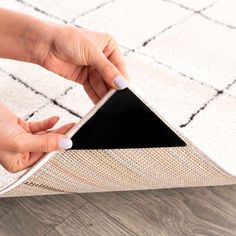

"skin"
[0,8,129,173]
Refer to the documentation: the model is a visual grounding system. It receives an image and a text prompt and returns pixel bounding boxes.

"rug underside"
[1,88,235,197]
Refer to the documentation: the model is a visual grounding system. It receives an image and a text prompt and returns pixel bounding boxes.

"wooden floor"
[1,185,236,236]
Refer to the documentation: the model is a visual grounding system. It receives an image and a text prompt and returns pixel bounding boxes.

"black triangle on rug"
[71,88,186,149]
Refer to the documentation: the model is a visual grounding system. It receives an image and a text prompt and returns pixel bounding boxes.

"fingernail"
[58,136,73,150]
[113,76,128,90]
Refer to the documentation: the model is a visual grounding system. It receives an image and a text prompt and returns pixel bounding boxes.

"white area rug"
[0,0,235,189]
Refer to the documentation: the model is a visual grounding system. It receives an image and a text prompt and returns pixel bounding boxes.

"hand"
[0,9,129,103]
[34,24,129,103]
[0,102,75,173]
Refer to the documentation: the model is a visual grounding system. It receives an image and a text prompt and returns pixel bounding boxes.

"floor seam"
[42,201,88,236]
[79,194,138,236]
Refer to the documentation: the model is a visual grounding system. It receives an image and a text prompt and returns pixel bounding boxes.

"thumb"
[93,52,128,90]
[10,132,73,153]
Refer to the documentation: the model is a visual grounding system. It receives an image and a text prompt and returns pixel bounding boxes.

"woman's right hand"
[33,24,129,104]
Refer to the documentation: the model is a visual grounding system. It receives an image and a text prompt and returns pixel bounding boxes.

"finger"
[88,67,110,90]
[16,123,75,172]
[35,122,75,135]
[89,70,108,98]
[51,122,76,134]
[83,80,100,104]
[8,131,73,153]
[92,50,128,90]
[28,116,60,133]
[107,47,130,81]
[74,66,88,85]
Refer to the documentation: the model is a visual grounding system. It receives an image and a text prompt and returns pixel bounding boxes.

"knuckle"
[106,33,117,45]
[40,135,49,152]
[43,134,56,152]
[46,135,51,152]
[84,44,98,65]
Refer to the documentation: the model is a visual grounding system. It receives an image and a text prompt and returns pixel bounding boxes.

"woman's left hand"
[0,102,75,173]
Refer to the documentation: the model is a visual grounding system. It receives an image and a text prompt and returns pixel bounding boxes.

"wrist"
[29,21,56,65]
[0,9,56,64]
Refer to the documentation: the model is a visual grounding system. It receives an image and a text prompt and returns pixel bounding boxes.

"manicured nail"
[113,76,128,90]
[58,136,73,150]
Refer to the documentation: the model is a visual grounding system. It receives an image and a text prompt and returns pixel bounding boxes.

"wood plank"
[80,185,236,236]
[0,193,87,236]
[1,186,236,235]
[80,191,167,236]
[47,202,135,236]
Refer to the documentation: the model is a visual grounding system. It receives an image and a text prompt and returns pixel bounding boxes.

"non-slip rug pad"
[71,88,186,149]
